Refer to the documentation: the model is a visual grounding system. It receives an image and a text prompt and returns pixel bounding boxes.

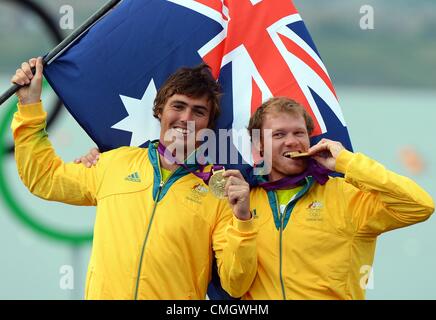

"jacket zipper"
[275,181,311,300]
[275,192,287,300]
[133,180,163,300]
[133,152,176,299]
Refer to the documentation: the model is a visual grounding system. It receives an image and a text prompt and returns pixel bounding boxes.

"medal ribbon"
[258,159,332,191]
[157,142,223,185]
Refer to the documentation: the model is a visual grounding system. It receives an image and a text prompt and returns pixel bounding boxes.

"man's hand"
[223,170,251,221]
[308,138,345,171]
[11,57,43,105]
[74,148,100,168]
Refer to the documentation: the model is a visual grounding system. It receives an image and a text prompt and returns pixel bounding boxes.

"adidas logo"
[125,172,141,182]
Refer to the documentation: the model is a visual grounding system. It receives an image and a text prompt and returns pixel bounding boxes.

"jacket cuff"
[17,101,45,118]
[232,215,255,233]
[335,149,354,174]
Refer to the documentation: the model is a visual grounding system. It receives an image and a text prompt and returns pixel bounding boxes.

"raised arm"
[309,138,434,235]
[11,57,101,205]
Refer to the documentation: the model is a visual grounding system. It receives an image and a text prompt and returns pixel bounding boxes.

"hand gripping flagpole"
[0,0,123,106]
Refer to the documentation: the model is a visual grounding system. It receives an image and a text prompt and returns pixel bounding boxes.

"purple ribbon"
[258,158,332,191]
[157,142,223,185]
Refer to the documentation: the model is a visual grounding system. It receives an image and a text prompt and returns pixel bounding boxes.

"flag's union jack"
[44,0,352,167]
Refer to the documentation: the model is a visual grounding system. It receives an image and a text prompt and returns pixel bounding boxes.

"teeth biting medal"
[285,151,310,159]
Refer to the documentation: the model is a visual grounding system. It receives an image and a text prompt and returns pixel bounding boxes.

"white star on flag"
[111,79,160,146]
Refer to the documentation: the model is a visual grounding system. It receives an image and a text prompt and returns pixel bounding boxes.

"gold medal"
[290,152,310,159]
[285,151,310,159]
[209,169,227,199]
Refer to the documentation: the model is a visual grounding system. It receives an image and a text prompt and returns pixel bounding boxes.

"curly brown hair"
[153,64,221,128]
[247,97,314,139]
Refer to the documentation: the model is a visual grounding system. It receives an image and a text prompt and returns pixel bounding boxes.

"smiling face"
[158,94,211,158]
[261,111,311,181]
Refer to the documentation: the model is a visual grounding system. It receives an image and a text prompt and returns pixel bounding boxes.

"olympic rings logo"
[0,0,92,244]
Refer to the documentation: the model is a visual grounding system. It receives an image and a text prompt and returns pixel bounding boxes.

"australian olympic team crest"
[306,201,323,221]
[186,183,209,205]
[192,183,209,194]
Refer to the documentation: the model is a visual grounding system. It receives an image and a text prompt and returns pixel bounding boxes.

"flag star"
[111,79,160,146]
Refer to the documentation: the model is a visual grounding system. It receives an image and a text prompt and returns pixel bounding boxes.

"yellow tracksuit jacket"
[244,150,434,300]
[12,102,258,300]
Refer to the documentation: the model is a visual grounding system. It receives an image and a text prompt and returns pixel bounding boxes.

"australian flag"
[44,0,352,164]
[44,0,353,300]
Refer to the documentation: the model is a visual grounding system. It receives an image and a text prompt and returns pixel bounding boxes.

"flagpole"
[0,0,123,107]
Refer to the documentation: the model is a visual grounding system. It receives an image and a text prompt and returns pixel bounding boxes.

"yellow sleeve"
[11,101,101,206]
[336,150,435,236]
[212,204,258,298]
